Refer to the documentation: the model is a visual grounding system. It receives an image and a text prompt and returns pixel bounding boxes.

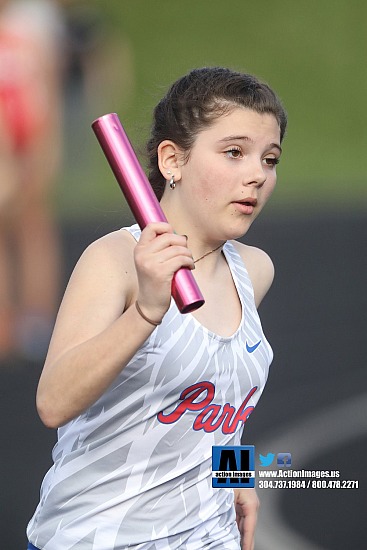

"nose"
[242,158,267,188]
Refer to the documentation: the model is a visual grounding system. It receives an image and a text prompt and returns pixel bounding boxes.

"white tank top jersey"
[27,225,273,550]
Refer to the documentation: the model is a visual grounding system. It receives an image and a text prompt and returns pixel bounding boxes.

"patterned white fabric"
[27,225,273,549]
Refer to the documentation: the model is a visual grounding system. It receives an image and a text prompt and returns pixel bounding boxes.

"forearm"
[36,302,156,428]
[234,488,259,549]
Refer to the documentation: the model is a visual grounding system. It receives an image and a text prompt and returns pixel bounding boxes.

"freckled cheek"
[189,168,222,203]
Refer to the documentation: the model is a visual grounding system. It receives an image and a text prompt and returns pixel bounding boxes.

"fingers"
[133,223,194,321]
[138,222,176,244]
[136,223,194,271]
[139,223,189,252]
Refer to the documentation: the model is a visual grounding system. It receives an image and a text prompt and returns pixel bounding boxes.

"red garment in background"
[0,30,48,152]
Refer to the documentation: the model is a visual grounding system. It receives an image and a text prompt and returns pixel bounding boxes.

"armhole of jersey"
[121,224,141,243]
[222,241,256,302]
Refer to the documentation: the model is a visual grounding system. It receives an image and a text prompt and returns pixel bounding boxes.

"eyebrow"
[218,135,282,154]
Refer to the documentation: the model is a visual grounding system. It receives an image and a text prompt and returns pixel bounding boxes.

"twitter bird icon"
[259,453,275,467]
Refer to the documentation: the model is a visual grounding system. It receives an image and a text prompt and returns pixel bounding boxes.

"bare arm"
[36,223,194,428]
[234,488,260,550]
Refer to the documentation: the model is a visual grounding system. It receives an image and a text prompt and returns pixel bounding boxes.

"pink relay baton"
[92,113,204,314]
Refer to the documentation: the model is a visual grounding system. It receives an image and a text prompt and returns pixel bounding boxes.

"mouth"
[232,197,258,215]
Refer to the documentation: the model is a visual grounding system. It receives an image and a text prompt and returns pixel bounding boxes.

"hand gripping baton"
[92,113,204,314]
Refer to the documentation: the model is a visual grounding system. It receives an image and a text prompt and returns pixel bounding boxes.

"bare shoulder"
[71,230,136,294]
[231,241,275,308]
[84,226,137,256]
[81,228,137,270]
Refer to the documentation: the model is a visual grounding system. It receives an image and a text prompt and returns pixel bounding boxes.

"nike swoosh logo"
[246,340,262,353]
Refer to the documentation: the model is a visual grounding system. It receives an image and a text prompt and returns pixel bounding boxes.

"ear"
[157,140,183,182]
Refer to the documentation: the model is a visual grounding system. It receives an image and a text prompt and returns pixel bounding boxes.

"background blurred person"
[0,0,65,361]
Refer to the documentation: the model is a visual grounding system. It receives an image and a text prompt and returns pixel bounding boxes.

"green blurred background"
[58,0,367,222]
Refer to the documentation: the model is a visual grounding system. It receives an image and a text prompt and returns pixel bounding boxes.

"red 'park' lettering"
[157,381,257,434]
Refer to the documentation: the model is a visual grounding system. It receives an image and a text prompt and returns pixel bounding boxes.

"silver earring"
[169,175,175,189]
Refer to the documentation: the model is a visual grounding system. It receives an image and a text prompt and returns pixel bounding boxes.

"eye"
[263,157,280,168]
[225,147,243,159]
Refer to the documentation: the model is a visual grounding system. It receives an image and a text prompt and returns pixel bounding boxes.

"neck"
[160,197,225,262]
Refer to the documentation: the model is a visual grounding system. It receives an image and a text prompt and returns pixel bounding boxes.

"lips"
[232,197,258,215]
[236,197,258,207]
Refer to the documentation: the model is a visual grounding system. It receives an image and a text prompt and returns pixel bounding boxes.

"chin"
[225,217,255,241]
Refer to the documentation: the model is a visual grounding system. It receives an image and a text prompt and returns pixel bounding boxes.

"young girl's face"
[178,107,282,241]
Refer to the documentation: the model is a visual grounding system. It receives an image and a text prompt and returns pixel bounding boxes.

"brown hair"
[146,67,287,200]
